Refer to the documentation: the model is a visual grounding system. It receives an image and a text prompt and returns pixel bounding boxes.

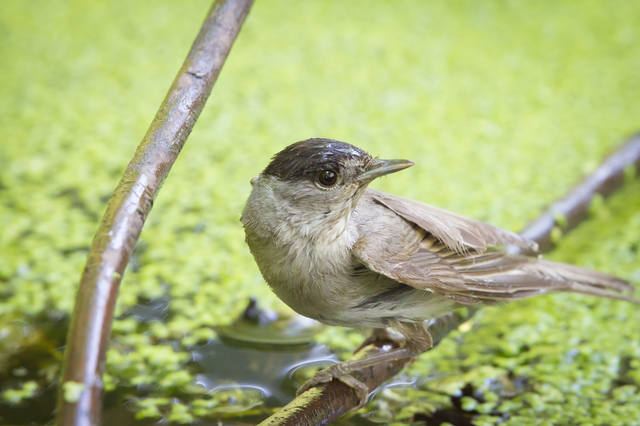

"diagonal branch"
[520,133,640,251]
[258,133,640,426]
[56,1,254,425]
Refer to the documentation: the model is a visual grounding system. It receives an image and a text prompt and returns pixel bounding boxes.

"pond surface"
[2,0,640,423]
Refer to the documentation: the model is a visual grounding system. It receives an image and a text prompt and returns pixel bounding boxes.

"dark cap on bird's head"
[263,138,414,184]
[263,138,372,181]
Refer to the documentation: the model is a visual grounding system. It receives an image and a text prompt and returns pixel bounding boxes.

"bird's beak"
[356,158,415,183]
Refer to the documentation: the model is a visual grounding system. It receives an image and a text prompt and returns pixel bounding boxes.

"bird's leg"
[353,327,406,353]
[297,322,433,410]
[394,320,434,353]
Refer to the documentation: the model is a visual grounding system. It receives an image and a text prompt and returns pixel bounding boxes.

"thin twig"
[56,1,254,425]
[258,133,640,426]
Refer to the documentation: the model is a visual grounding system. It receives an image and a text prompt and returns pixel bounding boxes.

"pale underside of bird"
[241,138,637,405]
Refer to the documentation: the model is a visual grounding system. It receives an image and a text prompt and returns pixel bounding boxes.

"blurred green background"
[1,0,640,424]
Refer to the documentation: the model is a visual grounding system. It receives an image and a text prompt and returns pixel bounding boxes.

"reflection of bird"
[241,138,637,406]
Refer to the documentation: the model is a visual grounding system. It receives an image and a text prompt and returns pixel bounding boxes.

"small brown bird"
[241,138,636,406]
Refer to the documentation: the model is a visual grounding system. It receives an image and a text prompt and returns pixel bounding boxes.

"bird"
[240,138,637,407]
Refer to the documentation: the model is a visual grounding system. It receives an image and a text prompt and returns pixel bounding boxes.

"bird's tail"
[453,252,638,304]
[526,260,638,303]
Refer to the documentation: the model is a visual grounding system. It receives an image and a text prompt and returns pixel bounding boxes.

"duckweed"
[1,0,639,423]
[62,381,85,404]
[2,381,38,405]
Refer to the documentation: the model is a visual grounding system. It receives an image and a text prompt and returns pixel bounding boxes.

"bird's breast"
[243,219,360,319]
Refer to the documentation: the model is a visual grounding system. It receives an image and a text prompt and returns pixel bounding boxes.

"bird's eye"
[317,169,338,188]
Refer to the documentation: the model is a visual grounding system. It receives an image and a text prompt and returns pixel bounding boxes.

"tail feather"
[566,282,639,303]
[456,256,638,304]
[527,260,638,303]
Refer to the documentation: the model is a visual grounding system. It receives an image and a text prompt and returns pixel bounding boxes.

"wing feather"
[369,188,538,254]
[353,192,637,304]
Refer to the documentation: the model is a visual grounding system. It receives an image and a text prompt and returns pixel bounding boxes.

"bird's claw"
[297,363,370,410]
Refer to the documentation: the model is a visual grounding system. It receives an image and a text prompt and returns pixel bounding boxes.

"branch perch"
[56,1,254,425]
[259,133,640,426]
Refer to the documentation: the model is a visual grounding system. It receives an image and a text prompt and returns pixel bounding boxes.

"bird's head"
[245,138,413,233]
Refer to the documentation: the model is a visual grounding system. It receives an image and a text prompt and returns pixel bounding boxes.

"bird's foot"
[296,323,433,411]
[297,362,370,409]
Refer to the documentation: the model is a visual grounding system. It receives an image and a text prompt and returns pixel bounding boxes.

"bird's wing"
[355,231,545,304]
[368,188,538,254]
[353,190,636,304]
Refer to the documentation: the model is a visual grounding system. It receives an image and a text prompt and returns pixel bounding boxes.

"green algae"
[2,381,39,405]
[1,0,640,423]
[62,381,85,404]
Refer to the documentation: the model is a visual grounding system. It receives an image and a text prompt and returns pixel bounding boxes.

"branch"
[520,133,640,251]
[258,133,640,426]
[56,1,254,425]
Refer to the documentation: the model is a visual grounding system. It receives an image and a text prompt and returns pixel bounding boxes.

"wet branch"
[56,1,254,425]
[258,133,640,426]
